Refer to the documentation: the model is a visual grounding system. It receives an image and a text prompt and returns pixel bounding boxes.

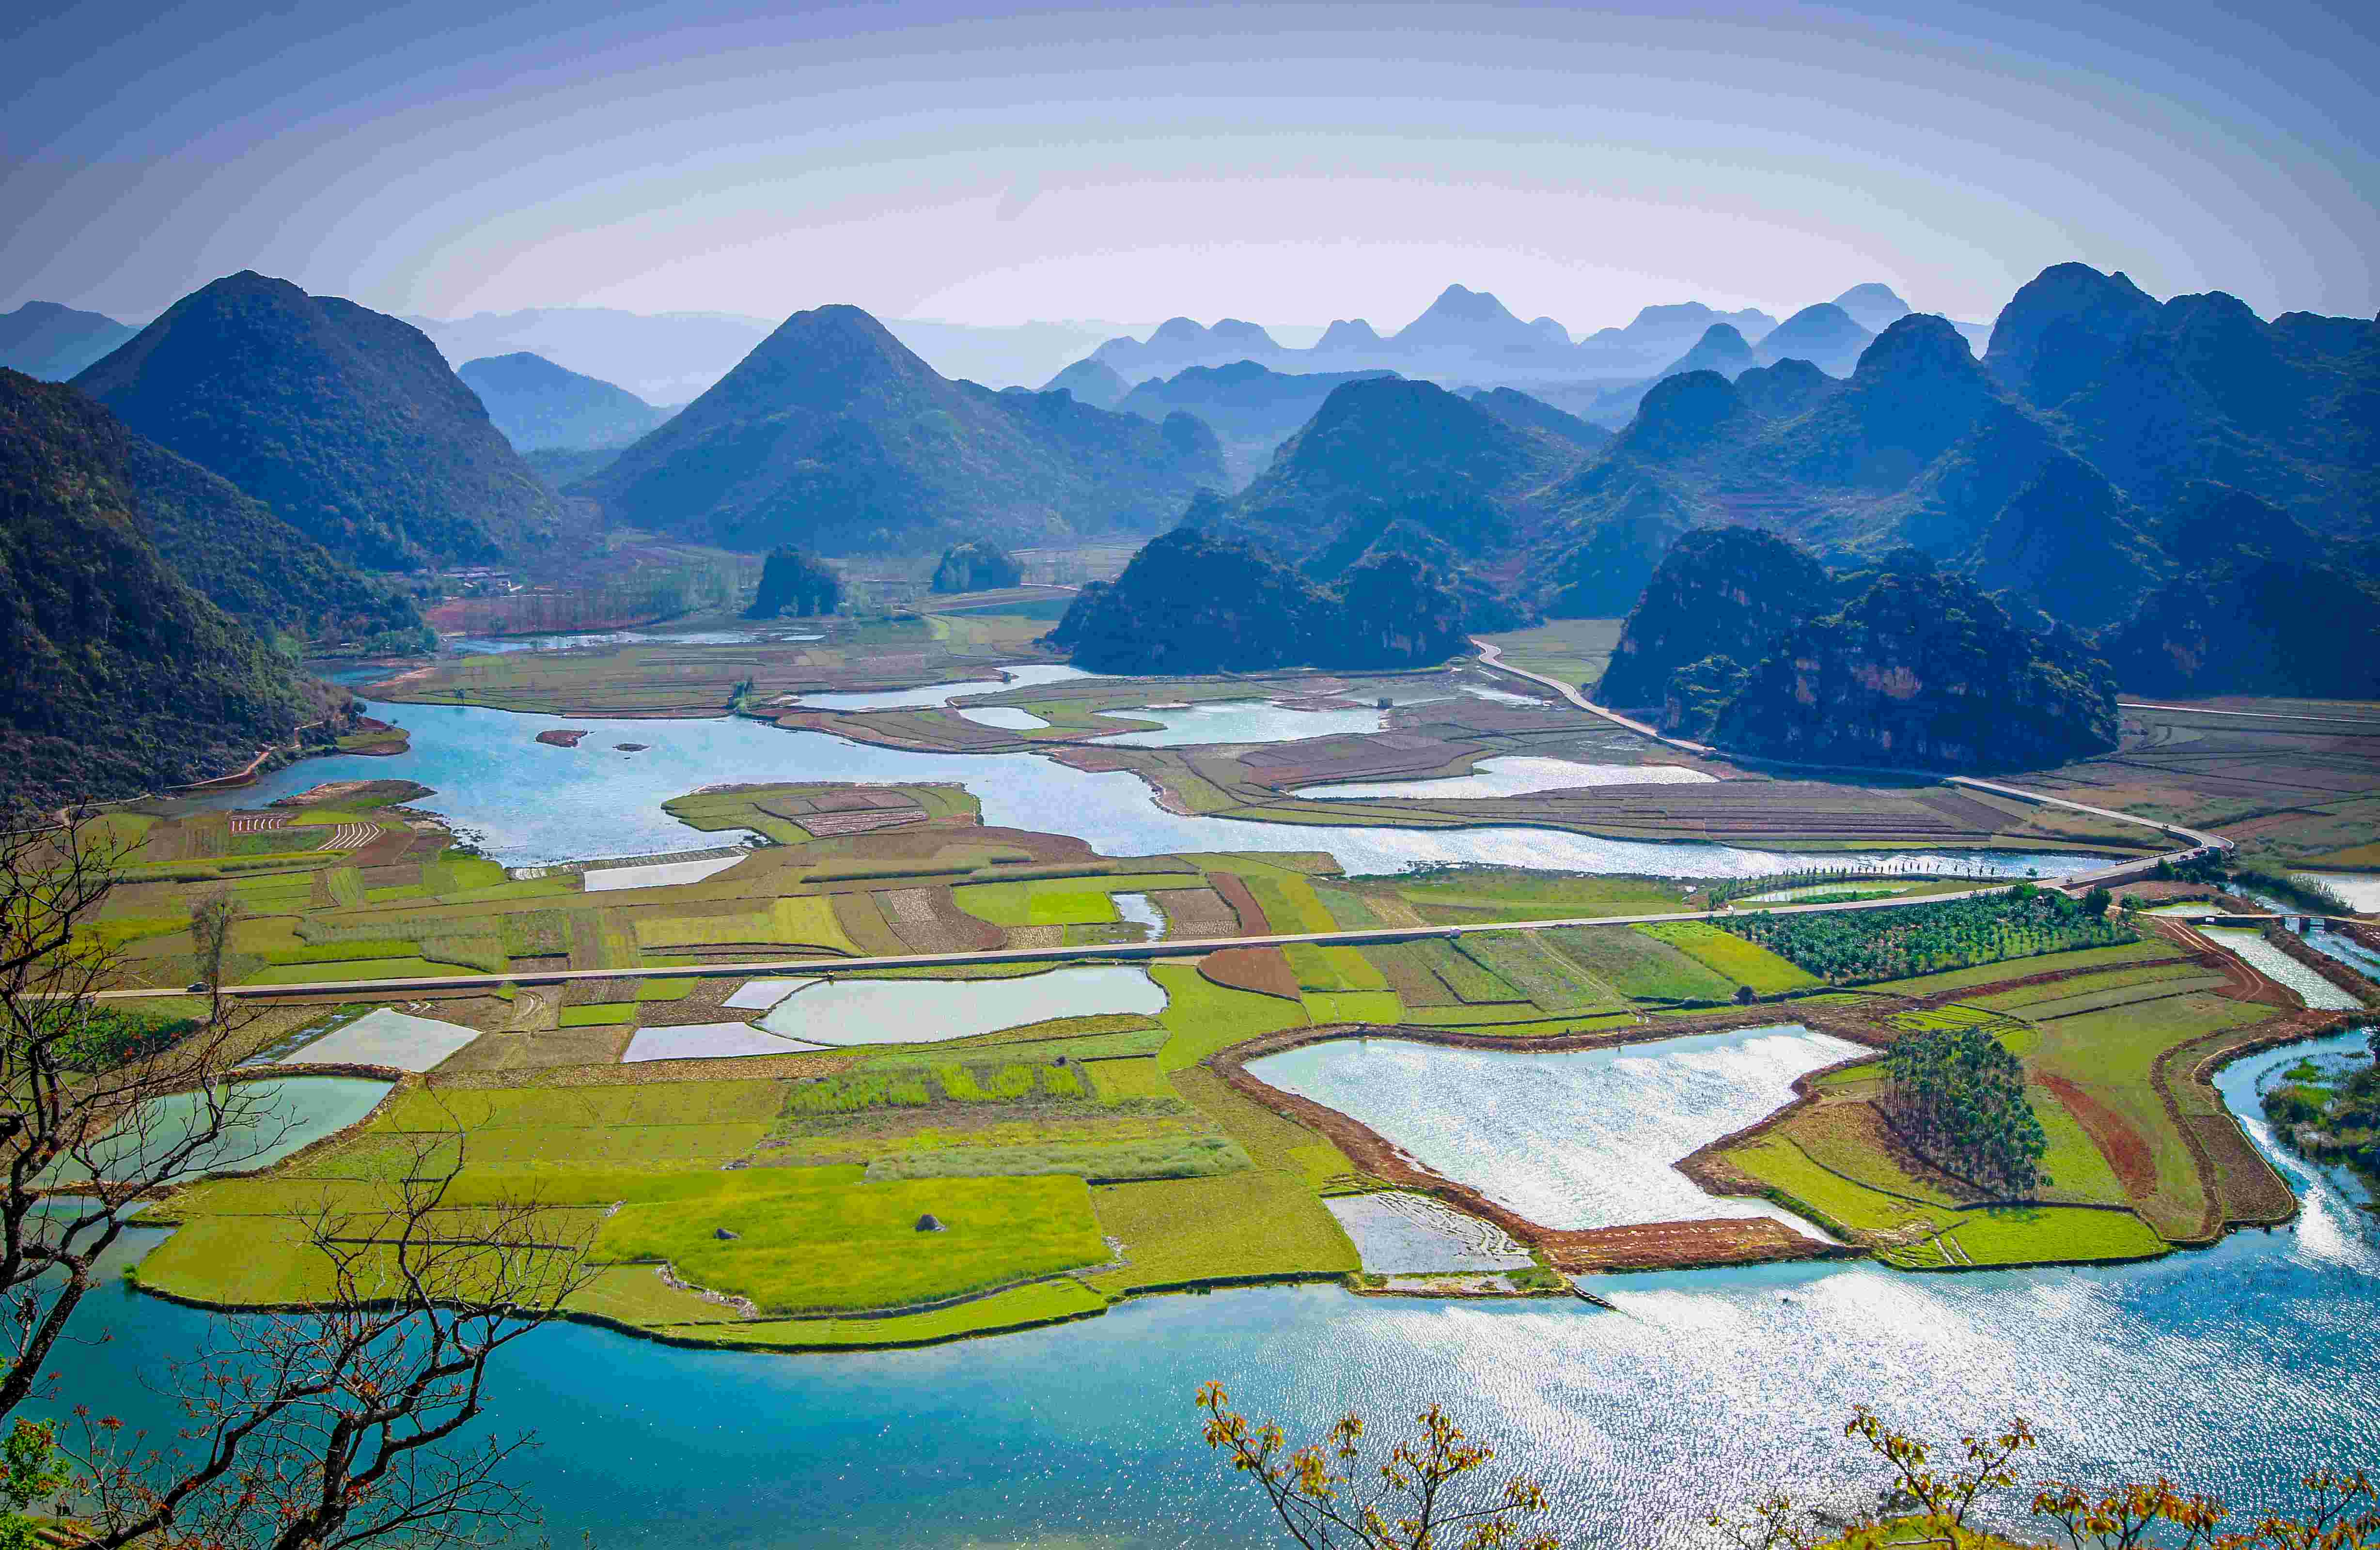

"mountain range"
[574,304,1224,552]
[77,272,562,571]
[457,352,675,450]
[0,300,139,381]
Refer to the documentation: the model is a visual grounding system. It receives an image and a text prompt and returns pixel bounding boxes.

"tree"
[1194,1384,1557,1550]
[0,806,592,1550]
[2082,886,2112,918]
[1880,1024,2049,1193]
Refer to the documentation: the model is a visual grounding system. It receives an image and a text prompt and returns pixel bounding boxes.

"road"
[91,648,2232,1003]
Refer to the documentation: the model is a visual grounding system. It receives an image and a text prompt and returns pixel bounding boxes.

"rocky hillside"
[457,352,673,450]
[579,305,1223,553]
[1595,527,1831,712]
[0,370,318,808]
[931,538,1022,592]
[1709,564,2119,771]
[1046,527,1467,673]
[76,272,561,570]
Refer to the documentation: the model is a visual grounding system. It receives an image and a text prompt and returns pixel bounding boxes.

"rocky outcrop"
[1595,527,1831,715]
[1047,527,1467,674]
[1709,567,2120,771]
[745,548,841,618]
[929,539,1023,593]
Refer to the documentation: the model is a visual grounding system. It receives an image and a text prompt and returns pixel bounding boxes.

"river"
[47,1034,2380,1548]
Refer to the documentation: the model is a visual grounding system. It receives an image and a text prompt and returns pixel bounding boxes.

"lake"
[1249,1027,1864,1232]
[190,700,2117,882]
[44,1034,2380,1549]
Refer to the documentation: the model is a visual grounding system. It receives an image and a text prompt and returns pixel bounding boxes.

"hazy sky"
[5,0,2374,334]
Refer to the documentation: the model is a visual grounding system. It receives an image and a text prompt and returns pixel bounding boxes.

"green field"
[594,1170,1108,1314]
[1544,926,1739,1001]
[1634,921,1820,992]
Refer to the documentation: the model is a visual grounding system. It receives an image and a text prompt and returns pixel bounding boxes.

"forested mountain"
[1596,527,1832,711]
[0,371,319,807]
[1184,377,1573,587]
[1046,527,1467,673]
[578,304,1223,553]
[2094,485,2380,698]
[0,300,138,380]
[1709,563,2120,771]
[931,538,1023,592]
[77,272,562,570]
[1041,357,1130,409]
[1984,263,2380,535]
[457,352,673,450]
[1461,387,1614,455]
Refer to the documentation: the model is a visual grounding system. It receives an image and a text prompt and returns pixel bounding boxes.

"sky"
[3,0,2375,336]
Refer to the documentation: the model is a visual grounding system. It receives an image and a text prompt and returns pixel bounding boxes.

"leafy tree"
[2082,886,2113,918]
[1881,1025,2048,1193]
[1195,1384,1557,1550]
[745,547,842,619]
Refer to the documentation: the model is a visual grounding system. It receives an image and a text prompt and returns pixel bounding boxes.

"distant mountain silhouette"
[1387,284,1574,364]
[1093,317,1286,378]
[1040,357,1131,409]
[459,352,673,450]
[1113,361,1400,485]
[1830,283,1912,334]
[1756,304,1875,375]
[0,300,138,381]
[579,304,1224,553]
[79,272,561,570]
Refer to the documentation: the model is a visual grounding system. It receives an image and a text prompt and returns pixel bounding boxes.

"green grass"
[1634,921,1820,992]
[557,1003,635,1027]
[1858,940,2183,998]
[1544,925,1738,1001]
[861,1134,1251,1183]
[1932,1205,2167,1266]
[1388,869,1688,924]
[1302,990,1404,1024]
[645,1278,1108,1349]
[594,1171,1109,1314]
[1154,964,1308,1071]
[1087,1171,1357,1292]
[1282,942,1389,993]
[241,956,474,985]
[1084,1057,1171,1101]
[1456,931,1617,1014]
[1728,1136,1940,1236]
[1972,961,2219,1010]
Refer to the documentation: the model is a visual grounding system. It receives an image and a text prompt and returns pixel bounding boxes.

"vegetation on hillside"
[746,547,842,618]
[1710,563,2120,771]
[1048,527,1470,673]
[931,537,1024,592]
[75,271,561,569]
[1,369,319,806]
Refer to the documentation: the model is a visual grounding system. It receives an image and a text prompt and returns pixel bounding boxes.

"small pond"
[2203,927,2363,1009]
[757,965,1168,1046]
[1250,1026,1865,1233]
[1296,754,1717,799]
[955,706,1052,730]
[2299,871,2380,913]
[1325,1191,1536,1273]
[39,1076,391,1185]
